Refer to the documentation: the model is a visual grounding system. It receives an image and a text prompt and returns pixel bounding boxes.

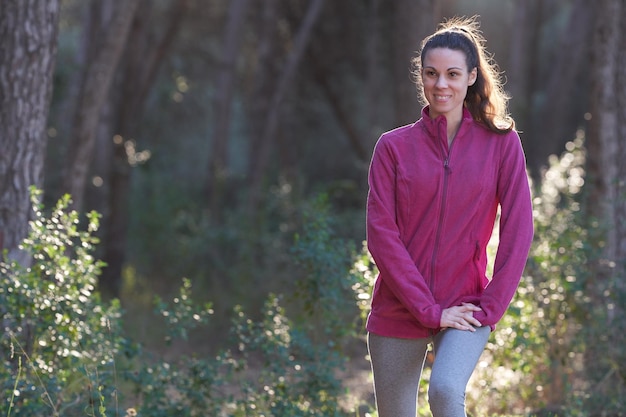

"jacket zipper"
[430,129,455,333]
[430,156,451,291]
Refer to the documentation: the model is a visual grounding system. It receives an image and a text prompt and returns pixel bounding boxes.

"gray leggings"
[368,326,490,417]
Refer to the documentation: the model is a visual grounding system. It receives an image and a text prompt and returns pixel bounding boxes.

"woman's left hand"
[440,302,483,331]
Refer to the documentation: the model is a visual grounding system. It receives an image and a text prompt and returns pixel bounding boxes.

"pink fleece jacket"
[366,106,534,338]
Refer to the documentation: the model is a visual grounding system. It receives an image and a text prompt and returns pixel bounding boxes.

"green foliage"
[349,241,377,326]
[469,134,626,416]
[291,194,360,341]
[12,141,626,417]
[153,277,214,344]
[118,195,358,416]
[1,189,123,416]
[224,297,346,416]
[2,190,364,416]
[470,137,591,414]
[127,173,303,337]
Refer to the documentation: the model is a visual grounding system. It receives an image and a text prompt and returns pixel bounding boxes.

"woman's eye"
[449,72,459,77]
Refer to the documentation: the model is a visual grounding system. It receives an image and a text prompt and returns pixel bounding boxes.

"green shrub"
[291,194,360,340]
[122,195,357,416]
[1,190,123,416]
[468,134,626,416]
[2,190,366,416]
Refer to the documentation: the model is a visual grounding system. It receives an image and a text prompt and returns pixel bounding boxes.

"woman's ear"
[468,67,478,86]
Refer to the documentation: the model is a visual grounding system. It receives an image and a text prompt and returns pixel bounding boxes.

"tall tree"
[391,0,436,127]
[366,0,383,136]
[246,0,326,211]
[62,0,140,212]
[304,1,370,165]
[586,0,624,272]
[207,0,251,217]
[523,0,592,178]
[507,0,541,145]
[99,0,189,298]
[584,0,625,409]
[0,0,60,264]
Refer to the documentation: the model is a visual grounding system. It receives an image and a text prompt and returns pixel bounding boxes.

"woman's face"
[422,47,477,122]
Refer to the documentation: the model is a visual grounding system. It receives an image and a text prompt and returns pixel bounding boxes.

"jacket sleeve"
[366,136,442,329]
[473,131,534,327]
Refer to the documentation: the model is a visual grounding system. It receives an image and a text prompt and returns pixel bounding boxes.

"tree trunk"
[62,0,140,212]
[525,0,592,178]
[307,46,368,163]
[207,0,251,217]
[245,0,279,192]
[584,0,626,407]
[99,0,188,298]
[542,0,591,149]
[366,0,383,137]
[392,0,435,127]
[586,0,626,287]
[507,0,541,155]
[247,0,326,212]
[0,0,60,264]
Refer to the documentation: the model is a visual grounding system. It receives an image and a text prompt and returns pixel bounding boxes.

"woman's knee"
[428,377,465,414]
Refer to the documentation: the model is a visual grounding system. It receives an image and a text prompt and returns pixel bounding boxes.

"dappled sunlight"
[534,131,586,222]
[115,135,152,167]
[464,135,593,415]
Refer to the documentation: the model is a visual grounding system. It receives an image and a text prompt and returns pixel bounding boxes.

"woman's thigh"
[368,333,431,417]
[428,326,491,416]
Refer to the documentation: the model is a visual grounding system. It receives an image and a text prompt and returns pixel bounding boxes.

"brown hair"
[412,16,514,133]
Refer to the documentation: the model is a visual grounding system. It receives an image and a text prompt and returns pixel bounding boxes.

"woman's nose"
[435,75,447,88]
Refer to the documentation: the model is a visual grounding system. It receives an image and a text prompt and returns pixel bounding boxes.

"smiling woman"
[413,17,514,136]
[365,16,533,417]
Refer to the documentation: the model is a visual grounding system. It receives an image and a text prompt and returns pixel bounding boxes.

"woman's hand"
[440,303,483,331]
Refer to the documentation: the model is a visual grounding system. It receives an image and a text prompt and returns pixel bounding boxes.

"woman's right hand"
[440,303,483,331]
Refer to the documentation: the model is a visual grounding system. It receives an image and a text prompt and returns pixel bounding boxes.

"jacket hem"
[366,312,436,339]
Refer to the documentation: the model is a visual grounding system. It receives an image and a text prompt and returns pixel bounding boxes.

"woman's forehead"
[422,48,468,68]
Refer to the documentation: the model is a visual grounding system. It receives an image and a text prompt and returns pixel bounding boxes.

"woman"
[366,17,534,417]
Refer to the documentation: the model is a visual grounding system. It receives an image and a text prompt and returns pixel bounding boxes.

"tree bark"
[0,0,60,263]
[592,0,626,271]
[583,0,626,406]
[62,0,140,212]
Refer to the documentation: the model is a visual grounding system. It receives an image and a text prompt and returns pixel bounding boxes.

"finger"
[458,321,476,332]
[465,313,482,327]
[461,302,482,311]
[465,315,482,328]
[461,308,483,327]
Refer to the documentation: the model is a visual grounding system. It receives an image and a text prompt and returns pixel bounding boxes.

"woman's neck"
[446,117,462,146]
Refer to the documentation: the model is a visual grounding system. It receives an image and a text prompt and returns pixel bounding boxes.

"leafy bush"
[468,133,626,416]
[2,190,367,416]
[18,150,626,417]
[291,194,361,339]
[1,190,123,416]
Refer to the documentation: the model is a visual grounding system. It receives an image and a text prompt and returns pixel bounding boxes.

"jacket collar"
[420,105,474,144]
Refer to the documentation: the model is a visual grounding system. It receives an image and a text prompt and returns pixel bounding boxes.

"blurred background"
[2,0,626,415]
[43,0,589,310]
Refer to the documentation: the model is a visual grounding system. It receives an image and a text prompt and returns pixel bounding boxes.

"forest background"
[1,0,626,416]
